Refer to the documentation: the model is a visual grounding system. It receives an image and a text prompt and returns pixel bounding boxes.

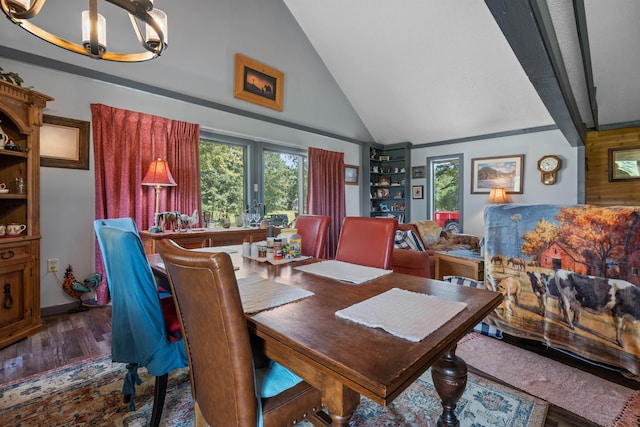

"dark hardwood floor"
[0,306,634,426]
[0,306,112,383]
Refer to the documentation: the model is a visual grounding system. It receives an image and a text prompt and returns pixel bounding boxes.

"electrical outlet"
[47,258,59,272]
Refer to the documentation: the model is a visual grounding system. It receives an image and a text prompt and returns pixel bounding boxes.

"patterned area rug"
[0,354,547,427]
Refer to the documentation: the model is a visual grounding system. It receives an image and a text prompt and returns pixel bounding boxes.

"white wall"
[410,129,580,237]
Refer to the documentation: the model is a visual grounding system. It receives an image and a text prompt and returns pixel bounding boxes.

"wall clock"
[537,155,561,185]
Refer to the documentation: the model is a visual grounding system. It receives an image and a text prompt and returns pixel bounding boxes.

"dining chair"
[156,239,327,427]
[294,215,331,258]
[93,219,188,427]
[335,216,398,269]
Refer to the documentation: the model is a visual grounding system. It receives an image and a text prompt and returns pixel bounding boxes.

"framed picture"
[411,166,426,179]
[394,189,404,198]
[234,53,284,111]
[345,164,359,185]
[376,188,390,198]
[40,115,90,170]
[378,176,391,186]
[379,155,390,161]
[471,154,524,194]
[609,146,640,181]
[412,185,423,199]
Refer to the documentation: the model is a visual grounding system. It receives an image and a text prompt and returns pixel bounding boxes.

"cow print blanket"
[484,204,640,379]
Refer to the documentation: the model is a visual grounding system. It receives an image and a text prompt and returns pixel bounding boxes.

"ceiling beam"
[484,0,585,147]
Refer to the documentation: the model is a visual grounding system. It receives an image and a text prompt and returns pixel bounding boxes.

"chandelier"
[1,0,168,62]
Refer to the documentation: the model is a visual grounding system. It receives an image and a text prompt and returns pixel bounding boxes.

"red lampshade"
[142,158,177,187]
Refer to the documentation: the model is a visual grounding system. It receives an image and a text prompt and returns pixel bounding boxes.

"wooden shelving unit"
[0,80,52,349]
[364,142,411,223]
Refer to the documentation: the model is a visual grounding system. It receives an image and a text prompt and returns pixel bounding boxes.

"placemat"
[244,255,312,265]
[294,260,392,284]
[335,288,467,342]
[237,276,314,313]
[190,246,238,254]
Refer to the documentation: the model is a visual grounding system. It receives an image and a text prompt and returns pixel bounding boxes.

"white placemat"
[190,246,238,254]
[237,276,314,313]
[244,255,312,265]
[335,288,467,342]
[294,260,392,284]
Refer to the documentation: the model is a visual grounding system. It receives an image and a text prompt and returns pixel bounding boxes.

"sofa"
[391,220,480,278]
[484,204,640,378]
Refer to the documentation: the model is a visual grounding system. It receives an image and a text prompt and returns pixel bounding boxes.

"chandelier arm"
[1,0,166,62]
[2,0,46,20]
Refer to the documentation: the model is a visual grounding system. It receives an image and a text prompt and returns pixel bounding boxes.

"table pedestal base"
[431,344,467,427]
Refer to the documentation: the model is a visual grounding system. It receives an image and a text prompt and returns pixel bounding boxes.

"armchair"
[391,223,434,278]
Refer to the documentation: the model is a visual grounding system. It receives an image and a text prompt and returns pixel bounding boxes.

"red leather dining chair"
[294,215,331,258]
[156,239,327,427]
[335,216,398,269]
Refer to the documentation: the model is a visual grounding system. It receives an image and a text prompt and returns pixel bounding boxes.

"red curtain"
[92,104,200,304]
[307,147,345,258]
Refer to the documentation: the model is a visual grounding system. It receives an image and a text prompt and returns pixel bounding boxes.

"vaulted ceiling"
[284,0,640,146]
[2,1,638,148]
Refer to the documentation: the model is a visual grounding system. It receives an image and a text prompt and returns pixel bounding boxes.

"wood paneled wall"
[586,127,640,206]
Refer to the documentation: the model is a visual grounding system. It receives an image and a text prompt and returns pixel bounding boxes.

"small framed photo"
[394,190,404,198]
[378,176,391,186]
[411,166,426,179]
[412,185,424,199]
[376,188,390,198]
[345,164,359,185]
[379,155,390,161]
[609,147,640,181]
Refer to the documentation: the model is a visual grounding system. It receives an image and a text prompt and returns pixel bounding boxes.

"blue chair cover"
[94,220,187,410]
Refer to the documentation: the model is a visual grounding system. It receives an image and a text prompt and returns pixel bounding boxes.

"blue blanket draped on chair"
[94,220,188,414]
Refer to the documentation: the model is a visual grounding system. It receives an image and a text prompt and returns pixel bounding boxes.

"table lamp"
[487,187,508,204]
[142,158,177,231]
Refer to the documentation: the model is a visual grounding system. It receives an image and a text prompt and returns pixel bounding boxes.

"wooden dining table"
[149,249,502,427]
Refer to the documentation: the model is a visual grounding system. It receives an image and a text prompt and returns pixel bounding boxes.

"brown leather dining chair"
[156,239,327,427]
[335,216,398,269]
[294,215,331,258]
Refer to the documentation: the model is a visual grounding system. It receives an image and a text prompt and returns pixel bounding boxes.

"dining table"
[148,247,502,427]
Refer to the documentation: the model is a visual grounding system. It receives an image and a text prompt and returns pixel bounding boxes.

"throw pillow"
[256,360,303,398]
[442,275,503,339]
[394,230,426,251]
[411,220,442,247]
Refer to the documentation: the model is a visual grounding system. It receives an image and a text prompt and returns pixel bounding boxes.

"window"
[262,148,307,227]
[427,154,463,232]
[199,139,247,223]
[199,133,307,228]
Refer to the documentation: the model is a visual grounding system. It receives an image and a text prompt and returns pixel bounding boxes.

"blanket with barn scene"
[483,204,640,378]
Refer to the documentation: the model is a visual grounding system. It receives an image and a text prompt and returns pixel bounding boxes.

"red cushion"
[160,295,183,342]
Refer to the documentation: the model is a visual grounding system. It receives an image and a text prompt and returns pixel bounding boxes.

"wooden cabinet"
[140,227,272,254]
[0,80,52,349]
[366,142,411,222]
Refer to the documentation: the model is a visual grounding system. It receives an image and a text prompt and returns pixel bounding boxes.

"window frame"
[426,153,464,232]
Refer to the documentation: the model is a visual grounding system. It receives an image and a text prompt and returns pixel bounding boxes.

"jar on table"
[277,228,301,258]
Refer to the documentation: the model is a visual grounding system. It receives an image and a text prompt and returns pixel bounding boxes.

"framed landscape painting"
[471,154,524,194]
